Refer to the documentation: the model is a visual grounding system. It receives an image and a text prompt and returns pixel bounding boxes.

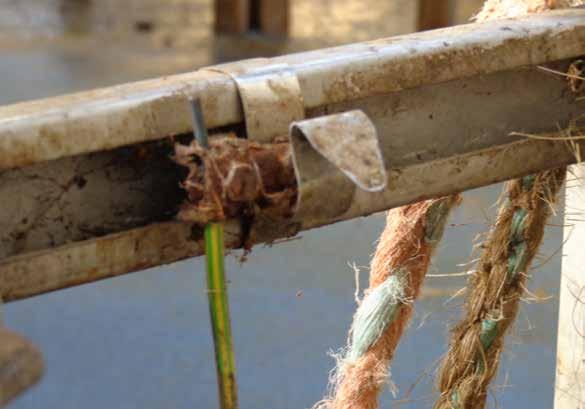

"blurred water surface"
[0,1,561,408]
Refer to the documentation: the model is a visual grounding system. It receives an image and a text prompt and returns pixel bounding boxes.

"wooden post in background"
[215,0,289,36]
[215,0,250,34]
[418,0,453,31]
[258,0,289,37]
[555,164,585,408]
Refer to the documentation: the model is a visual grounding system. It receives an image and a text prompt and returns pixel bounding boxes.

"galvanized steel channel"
[1,10,585,300]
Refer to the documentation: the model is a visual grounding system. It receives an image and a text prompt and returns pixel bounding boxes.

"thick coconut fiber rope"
[434,2,578,408]
[314,195,460,409]
[435,171,566,409]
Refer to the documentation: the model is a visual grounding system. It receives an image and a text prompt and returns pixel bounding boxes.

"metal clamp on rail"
[203,61,387,228]
[290,110,387,226]
[205,59,305,142]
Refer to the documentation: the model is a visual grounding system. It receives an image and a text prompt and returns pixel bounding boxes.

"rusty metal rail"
[1,9,585,301]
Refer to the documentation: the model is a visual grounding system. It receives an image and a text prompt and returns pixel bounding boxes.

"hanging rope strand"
[434,1,575,406]
[435,169,566,409]
[315,195,459,409]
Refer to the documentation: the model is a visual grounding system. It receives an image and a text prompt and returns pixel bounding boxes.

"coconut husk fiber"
[435,170,566,409]
[314,196,460,409]
[434,2,576,408]
[175,136,297,225]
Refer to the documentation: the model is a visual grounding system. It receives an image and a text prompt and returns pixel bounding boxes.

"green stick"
[190,99,238,409]
[204,223,238,409]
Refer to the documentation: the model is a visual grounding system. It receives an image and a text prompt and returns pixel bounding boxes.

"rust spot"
[175,136,297,224]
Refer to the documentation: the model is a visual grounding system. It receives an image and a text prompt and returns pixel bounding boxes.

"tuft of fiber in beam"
[314,195,460,409]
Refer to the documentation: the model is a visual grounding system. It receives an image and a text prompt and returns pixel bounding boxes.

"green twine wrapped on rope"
[450,176,533,407]
[344,199,454,364]
[347,272,407,362]
[315,196,461,409]
[444,171,565,409]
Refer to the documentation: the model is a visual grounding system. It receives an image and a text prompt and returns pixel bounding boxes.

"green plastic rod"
[190,99,238,409]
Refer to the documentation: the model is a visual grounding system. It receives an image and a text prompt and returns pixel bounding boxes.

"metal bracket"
[204,63,387,226]
[290,110,387,224]
[205,60,305,142]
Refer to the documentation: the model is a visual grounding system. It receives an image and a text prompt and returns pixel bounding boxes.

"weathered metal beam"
[2,9,585,170]
[1,10,585,301]
[0,222,207,301]
[298,60,583,229]
[2,137,583,302]
[0,59,579,258]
